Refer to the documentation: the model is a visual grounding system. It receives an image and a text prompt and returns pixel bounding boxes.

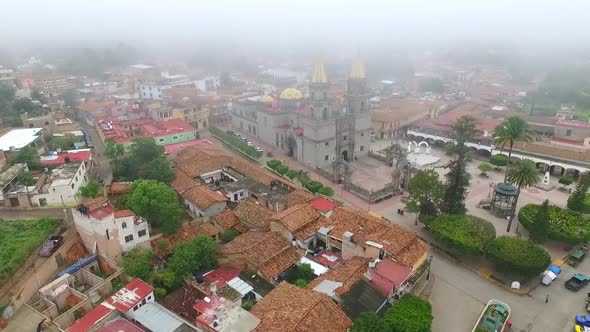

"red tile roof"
[271,203,322,234]
[306,257,368,297]
[368,259,413,295]
[203,266,241,289]
[89,205,114,220]
[113,209,136,218]
[557,119,590,129]
[171,170,198,194]
[250,282,351,332]
[164,139,213,153]
[309,197,337,212]
[110,182,132,194]
[41,149,92,166]
[212,209,239,230]
[94,319,146,332]
[181,185,226,210]
[95,116,195,144]
[287,189,315,207]
[67,303,115,332]
[233,201,273,231]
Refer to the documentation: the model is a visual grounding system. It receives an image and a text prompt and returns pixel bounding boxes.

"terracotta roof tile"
[306,257,368,297]
[394,238,431,267]
[286,189,315,207]
[251,282,351,332]
[175,147,293,187]
[171,170,198,194]
[220,232,300,279]
[234,201,273,231]
[181,185,226,210]
[113,209,136,218]
[195,222,221,237]
[109,182,132,194]
[212,209,239,230]
[271,204,321,233]
[151,223,214,258]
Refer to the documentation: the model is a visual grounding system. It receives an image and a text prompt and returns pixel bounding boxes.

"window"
[343,135,347,141]
[239,191,244,197]
[148,295,152,300]
[75,176,78,183]
[566,129,572,136]
[44,121,49,126]
[179,134,184,138]
[361,132,364,136]
[325,155,329,161]
[172,135,178,140]
[71,183,74,189]
[124,235,134,243]
[121,222,127,229]
[134,305,138,311]
[158,138,165,143]
[142,299,147,305]
[360,145,364,151]
[325,142,328,146]
[106,229,110,240]
[138,229,147,237]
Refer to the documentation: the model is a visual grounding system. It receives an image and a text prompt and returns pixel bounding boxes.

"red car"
[38,235,64,257]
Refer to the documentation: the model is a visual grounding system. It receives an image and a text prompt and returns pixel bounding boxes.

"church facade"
[230,54,371,179]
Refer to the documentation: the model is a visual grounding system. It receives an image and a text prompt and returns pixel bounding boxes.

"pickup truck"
[38,235,64,257]
[565,274,590,291]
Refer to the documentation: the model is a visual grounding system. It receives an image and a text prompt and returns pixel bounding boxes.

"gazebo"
[491,183,518,219]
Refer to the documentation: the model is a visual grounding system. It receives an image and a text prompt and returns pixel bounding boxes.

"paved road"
[81,121,111,180]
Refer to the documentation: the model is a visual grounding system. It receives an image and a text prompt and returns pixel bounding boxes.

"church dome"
[279,88,303,100]
[260,95,273,103]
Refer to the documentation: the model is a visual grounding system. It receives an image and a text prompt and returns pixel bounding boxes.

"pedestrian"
[545,294,549,303]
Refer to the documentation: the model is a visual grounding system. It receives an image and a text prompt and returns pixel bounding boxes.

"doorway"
[341,150,349,162]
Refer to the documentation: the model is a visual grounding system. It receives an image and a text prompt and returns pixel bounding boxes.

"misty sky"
[2,0,590,51]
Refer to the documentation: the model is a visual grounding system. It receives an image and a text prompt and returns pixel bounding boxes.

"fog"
[2,0,590,61]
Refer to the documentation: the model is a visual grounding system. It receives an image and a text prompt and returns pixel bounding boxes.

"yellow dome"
[279,88,303,100]
[260,95,273,103]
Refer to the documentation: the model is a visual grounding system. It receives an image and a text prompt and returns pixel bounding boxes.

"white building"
[32,161,88,207]
[0,66,16,88]
[0,127,43,152]
[139,72,192,100]
[72,198,151,262]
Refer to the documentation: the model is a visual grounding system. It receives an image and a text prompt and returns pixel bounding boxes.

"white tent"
[542,270,557,285]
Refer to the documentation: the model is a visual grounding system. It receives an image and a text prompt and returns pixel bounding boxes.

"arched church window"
[322,108,328,120]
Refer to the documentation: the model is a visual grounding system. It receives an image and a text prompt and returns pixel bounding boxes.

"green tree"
[478,163,493,177]
[129,138,165,164]
[318,186,334,197]
[505,159,539,232]
[350,312,389,332]
[266,160,282,170]
[126,180,183,235]
[18,170,35,186]
[402,169,445,225]
[79,181,101,199]
[151,269,178,290]
[276,164,289,176]
[430,215,496,256]
[155,287,167,299]
[441,115,477,214]
[486,236,551,277]
[47,137,78,151]
[30,90,47,104]
[494,117,532,182]
[168,236,217,277]
[121,248,154,280]
[530,199,550,243]
[285,169,298,180]
[140,158,175,184]
[220,229,240,243]
[286,263,317,284]
[305,180,323,194]
[385,294,432,332]
[105,138,125,160]
[241,300,254,311]
[489,155,509,167]
[11,145,41,170]
[568,172,590,212]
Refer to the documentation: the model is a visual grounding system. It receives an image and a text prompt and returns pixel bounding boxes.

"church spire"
[311,63,328,84]
[350,50,365,79]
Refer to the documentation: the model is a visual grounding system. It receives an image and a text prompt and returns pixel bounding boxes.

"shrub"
[490,154,509,167]
[295,279,308,288]
[286,263,316,284]
[486,236,551,277]
[478,163,493,177]
[384,294,432,332]
[266,160,282,170]
[430,215,496,256]
[155,287,167,299]
[318,186,334,197]
[519,203,590,243]
[285,169,298,180]
[241,300,254,311]
[276,164,289,176]
[305,180,323,193]
[209,126,262,158]
[220,229,240,243]
[559,176,574,186]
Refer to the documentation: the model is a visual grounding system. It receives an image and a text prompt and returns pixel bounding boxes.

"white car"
[247,141,253,146]
[255,147,263,152]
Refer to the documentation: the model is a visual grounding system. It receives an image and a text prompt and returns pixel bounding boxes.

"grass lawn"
[0,218,61,281]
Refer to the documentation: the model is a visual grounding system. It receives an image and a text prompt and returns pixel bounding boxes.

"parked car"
[39,235,64,257]
[566,274,590,291]
[247,141,254,146]
[226,130,235,135]
[255,147,263,153]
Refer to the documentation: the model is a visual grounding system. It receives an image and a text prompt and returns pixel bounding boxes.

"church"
[230,54,371,181]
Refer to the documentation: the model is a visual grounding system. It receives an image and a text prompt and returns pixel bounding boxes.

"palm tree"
[506,159,539,232]
[494,116,533,182]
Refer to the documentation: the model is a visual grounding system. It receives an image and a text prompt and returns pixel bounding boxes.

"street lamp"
[426,255,434,280]
[506,215,512,232]
[415,201,421,225]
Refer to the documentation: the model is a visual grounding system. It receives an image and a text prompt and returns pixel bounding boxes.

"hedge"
[384,294,433,332]
[209,126,262,158]
[486,236,551,277]
[430,215,496,256]
[489,154,509,167]
[519,203,590,244]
